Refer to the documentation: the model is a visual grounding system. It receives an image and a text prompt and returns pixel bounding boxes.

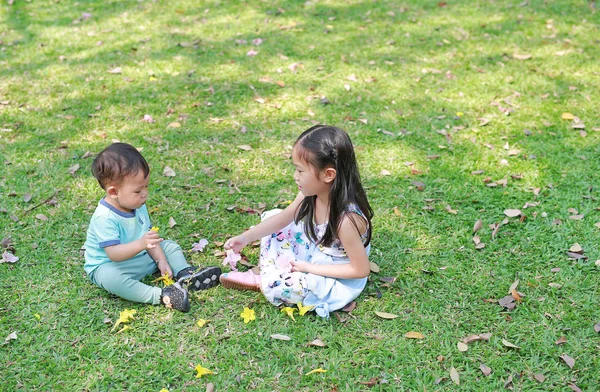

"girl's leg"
[90,253,162,304]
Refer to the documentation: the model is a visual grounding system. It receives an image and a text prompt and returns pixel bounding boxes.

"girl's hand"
[224,234,249,253]
[157,259,173,278]
[142,230,163,249]
[290,260,311,273]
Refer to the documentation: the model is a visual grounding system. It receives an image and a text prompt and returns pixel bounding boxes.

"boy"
[84,142,220,312]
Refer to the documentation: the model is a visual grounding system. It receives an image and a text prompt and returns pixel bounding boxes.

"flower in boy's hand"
[191,238,209,253]
[223,249,241,271]
[151,226,159,232]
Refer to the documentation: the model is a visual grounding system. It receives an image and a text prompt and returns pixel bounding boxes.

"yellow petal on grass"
[116,325,132,334]
[151,226,159,232]
[240,307,256,324]
[152,273,174,286]
[281,307,296,321]
[197,319,210,327]
[305,368,327,375]
[456,112,464,117]
[561,112,575,120]
[34,314,41,320]
[297,303,314,316]
[111,309,137,332]
[159,389,169,392]
[195,365,215,378]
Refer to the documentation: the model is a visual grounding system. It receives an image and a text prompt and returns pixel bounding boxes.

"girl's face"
[292,147,331,197]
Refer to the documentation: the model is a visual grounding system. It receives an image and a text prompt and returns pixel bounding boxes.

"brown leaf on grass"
[568,243,583,253]
[404,331,425,339]
[504,209,522,217]
[480,363,492,376]
[457,342,468,352]
[341,301,356,313]
[594,321,600,333]
[360,377,379,387]
[510,290,522,302]
[308,338,326,347]
[271,334,291,341]
[379,276,396,284]
[473,219,483,234]
[473,236,481,245]
[513,53,532,60]
[463,333,492,343]
[393,207,402,217]
[560,354,575,368]
[163,166,176,177]
[568,383,582,392]
[555,336,567,345]
[411,181,425,191]
[23,193,32,203]
[107,67,122,74]
[533,373,545,383]
[566,252,587,260]
[450,367,460,385]
[35,214,48,221]
[237,145,253,151]
[369,262,380,273]
[508,279,519,294]
[375,311,398,320]
[499,295,516,310]
[502,339,521,349]
[569,214,584,220]
[505,374,514,390]
[169,217,176,228]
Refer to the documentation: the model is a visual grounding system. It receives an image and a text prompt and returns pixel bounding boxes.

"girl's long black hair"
[294,125,373,248]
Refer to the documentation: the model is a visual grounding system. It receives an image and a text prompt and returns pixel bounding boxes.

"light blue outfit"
[84,199,191,304]
[259,205,370,318]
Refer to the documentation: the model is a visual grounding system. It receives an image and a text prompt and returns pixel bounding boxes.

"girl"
[221,125,373,317]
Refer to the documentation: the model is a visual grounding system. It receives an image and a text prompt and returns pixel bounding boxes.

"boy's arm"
[104,231,162,262]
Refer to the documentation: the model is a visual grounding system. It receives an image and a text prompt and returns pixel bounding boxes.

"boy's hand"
[224,234,249,253]
[157,259,173,279]
[142,230,163,249]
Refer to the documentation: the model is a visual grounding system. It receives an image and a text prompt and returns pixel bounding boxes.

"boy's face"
[107,171,150,212]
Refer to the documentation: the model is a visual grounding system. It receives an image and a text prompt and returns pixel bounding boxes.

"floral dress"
[259,205,370,318]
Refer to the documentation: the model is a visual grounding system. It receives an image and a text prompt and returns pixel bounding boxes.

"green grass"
[1,0,599,390]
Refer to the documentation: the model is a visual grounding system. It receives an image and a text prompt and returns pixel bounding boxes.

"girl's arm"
[224,192,305,252]
[290,214,371,279]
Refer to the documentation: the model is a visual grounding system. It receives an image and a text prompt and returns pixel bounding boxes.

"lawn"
[1,0,599,390]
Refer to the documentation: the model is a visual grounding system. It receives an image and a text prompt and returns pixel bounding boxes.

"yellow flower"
[34,313,41,321]
[305,368,327,375]
[297,303,314,316]
[197,319,210,327]
[151,226,159,232]
[116,325,132,334]
[195,365,215,378]
[152,273,175,286]
[240,307,256,324]
[159,389,169,392]
[281,306,296,321]
[456,112,464,117]
[111,309,137,332]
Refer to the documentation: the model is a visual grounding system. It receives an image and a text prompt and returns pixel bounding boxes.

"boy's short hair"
[92,143,150,189]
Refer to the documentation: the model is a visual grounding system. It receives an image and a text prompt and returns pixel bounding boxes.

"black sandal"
[176,266,222,291]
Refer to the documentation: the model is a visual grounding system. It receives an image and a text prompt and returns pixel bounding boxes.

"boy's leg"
[161,240,221,291]
[90,254,162,304]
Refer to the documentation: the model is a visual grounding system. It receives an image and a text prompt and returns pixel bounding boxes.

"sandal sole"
[219,275,261,292]
[180,267,222,291]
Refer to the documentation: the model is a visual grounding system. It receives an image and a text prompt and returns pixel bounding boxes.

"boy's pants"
[89,240,190,305]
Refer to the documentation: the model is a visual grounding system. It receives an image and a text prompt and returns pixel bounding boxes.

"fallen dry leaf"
[404,331,425,339]
[473,219,483,234]
[568,243,583,253]
[369,262,380,273]
[35,214,48,221]
[480,363,492,376]
[533,373,545,383]
[237,145,253,151]
[594,321,600,333]
[308,339,326,347]
[508,279,519,294]
[163,166,176,177]
[504,209,522,218]
[560,354,575,369]
[555,336,567,345]
[502,339,521,349]
[450,367,460,385]
[375,311,398,319]
[457,342,468,352]
[270,334,291,341]
[168,217,176,228]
